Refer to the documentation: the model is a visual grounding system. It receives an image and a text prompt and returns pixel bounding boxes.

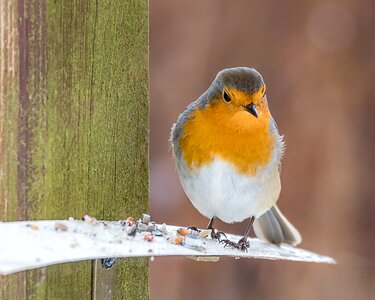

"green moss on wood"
[0,0,149,298]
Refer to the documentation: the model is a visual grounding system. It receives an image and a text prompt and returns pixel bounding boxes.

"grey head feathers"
[213,67,264,95]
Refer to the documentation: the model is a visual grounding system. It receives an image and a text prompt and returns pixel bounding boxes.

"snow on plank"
[0,215,335,275]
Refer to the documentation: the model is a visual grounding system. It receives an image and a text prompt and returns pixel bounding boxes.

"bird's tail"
[253,205,302,246]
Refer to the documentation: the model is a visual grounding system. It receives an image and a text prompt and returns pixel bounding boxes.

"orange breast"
[179,101,275,175]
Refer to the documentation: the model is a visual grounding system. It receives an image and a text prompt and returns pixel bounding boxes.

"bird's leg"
[206,217,227,241]
[220,216,255,251]
[236,216,255,250]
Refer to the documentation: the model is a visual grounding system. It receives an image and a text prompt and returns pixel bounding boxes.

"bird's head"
[207,67,268,120]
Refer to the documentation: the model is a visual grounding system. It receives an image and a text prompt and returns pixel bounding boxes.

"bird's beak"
[244,103,258,118]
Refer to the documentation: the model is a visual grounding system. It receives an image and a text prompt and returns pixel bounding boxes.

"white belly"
[177,158,281,223]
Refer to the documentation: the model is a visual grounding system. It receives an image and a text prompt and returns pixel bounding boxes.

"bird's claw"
[220,237,249,251]
[210,229,227,241]
[187,226,228,243]
[187,226,200,232]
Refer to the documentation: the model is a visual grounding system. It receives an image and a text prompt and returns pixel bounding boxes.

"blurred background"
[149,0,375,299]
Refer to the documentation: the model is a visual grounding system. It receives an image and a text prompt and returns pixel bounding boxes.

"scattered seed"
[29,225,39,230]
[148,221,157,231]
[82,215,97,224]
[183,235,202,249]
[199,230,211,239]
[153,229,164,237]
[169,237,183,245]
[142,214,151,224]
[126,224,137,236]
[177,228,189,236]
[54,222,68,231]
[137,223,149,232]
[144,233,154,242]
[121,217,134,226]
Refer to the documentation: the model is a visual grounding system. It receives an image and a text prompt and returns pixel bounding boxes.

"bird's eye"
[223,90,231,102]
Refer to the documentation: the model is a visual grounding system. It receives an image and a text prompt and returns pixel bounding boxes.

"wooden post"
[0,0,149,298]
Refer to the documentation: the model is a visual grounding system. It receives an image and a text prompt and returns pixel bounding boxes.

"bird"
[170,67,301,250]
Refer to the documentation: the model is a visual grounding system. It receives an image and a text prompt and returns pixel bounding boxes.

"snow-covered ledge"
[0,215,335,275]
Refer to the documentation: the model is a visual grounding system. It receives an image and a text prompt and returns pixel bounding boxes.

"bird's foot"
[187,226,200,232]
[210,229,227,241]
[220,237,249,251]
[187,225,227,241]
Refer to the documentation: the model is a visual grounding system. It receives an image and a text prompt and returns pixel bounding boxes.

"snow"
[0,218,335,275]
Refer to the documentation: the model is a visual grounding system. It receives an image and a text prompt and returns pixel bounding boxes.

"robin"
[170,67,301,250]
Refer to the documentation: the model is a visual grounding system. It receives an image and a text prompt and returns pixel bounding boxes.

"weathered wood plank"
[0,0,149,298]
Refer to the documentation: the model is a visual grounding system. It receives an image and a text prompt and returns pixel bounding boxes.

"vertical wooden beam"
[93,260,116,300]
[0,0,149,299]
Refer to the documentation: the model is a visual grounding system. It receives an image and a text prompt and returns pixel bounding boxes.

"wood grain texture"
[0,0,149,299]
